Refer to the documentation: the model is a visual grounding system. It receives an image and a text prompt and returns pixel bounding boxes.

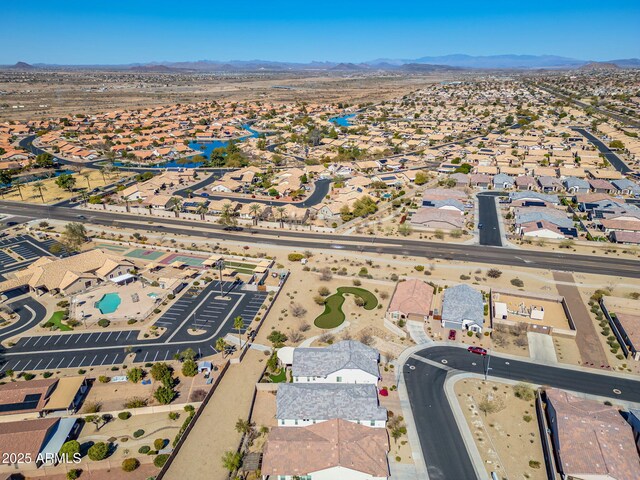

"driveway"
[476,192,503,246]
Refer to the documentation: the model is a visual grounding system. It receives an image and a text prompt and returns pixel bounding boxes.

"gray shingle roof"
[564,177,589,189]
[516,211,573,228]
[442,284,484,325]
[276,383,387,421]
[493,173,515,186]
[292,341,379,378]
[509,191,559,204]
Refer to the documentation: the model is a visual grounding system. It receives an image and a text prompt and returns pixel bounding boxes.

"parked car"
[478,223,483,229]
[223,226,243,232]
[467,346,487,356]
[448,329,456,341]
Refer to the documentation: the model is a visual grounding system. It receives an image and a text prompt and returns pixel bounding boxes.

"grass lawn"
[314,286,378,329]
[47,311,72,331]
[269,369,287,383]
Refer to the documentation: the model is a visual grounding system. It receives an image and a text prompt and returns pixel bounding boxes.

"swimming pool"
[96,293,122,314]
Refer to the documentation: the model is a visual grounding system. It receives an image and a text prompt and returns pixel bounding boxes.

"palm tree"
[32,181,47,203]
[169,197,182,218]
[81,170,92,188]
[221,202,234,226]
[196,202,208,221]
[249,204,262,226]
[233,316,244,347]
[276,206,286,228]
[13,178,24,200]
[98,166,108,184]
[215,337,227,356]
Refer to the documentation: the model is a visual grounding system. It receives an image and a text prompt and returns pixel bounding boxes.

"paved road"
[476,192,503,246]
[0,280,267,372]
[404,345,640,480]
[572,127,632,174]
[1,201,638,278]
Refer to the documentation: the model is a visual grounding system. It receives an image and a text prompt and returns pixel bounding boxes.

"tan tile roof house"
[387,279,434,321]
[0,249,134,295]
[546,388,640,480]
[261,418,389,479]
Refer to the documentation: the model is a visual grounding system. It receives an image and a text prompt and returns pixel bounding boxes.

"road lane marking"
[65,357,75,368]
[32,359,42,370]
[153,351,158,362]
[45,358,54,370]
[89,355,97,366]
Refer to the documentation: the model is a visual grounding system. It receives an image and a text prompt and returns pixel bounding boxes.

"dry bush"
[319,267,333,281]
[289,331,304,344]
[298,321,310,332]
[318,333,334,344]
[290,303,307,318]
[358,332,374,346]
[190,389,207,402]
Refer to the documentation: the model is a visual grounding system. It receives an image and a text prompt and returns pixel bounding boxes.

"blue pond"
[330,114,356,127]
[113,123,261,169]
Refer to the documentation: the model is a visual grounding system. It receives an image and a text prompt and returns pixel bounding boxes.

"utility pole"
[216,259,225,297]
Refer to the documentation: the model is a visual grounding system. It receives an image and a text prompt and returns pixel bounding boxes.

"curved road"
[404,344,640,480]
[0,201,638,278]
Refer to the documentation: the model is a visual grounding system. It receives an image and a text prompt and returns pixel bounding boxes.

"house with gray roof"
[538,176,563,192]
[441,284,485,333]
[276,383,387,428]
[292,341,379,384]
[612,178,640,197]
[493,173,515,189]
[563,177,590,194]
[509,191,560,207]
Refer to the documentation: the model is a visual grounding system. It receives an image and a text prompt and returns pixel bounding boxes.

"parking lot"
[0,234,61,280]
[155,280,268,342]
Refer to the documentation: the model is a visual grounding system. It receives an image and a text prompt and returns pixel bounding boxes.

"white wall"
[277,418,385,428]
[293,368,378,385]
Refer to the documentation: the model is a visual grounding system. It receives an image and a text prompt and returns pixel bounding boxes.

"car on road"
[5,221,17,227]
[448,329,456,341]
[467,346,487,356]
[76,215,86,219]
[478,223,483,229]
[223,226,244,232]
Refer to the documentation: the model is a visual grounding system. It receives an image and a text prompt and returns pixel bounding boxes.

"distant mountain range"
[5,54,640,72]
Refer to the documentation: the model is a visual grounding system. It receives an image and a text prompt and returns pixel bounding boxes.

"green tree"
[87,442,109,461]
[61,222,87,252]
[215,337,227,355]
[154,385,177,405]
[609,140,625,150]
[267,330,288,347]
[55,173,76,191]
[414,171,428,185]
[150,362,172,385]
[221,450,243,473]
[182,359,198,377]
[34,152,54,168]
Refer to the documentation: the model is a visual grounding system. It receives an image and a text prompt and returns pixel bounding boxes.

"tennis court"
[125,248,166,260]
[161,253,207,267]
[95,243,129,252]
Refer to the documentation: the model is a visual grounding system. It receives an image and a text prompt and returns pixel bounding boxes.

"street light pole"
[216,259,225,297]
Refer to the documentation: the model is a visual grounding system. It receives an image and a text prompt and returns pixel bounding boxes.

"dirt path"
[553,271,608,367]
[163,350,266,480]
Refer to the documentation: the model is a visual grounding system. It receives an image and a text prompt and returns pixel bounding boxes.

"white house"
[276,383,387,428]
[292,341,379,384]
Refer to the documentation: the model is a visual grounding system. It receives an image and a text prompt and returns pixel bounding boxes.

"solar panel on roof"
[0,393,42,413]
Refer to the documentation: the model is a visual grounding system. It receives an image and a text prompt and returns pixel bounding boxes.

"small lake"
[330,114,356,127]
[113,123,261,169]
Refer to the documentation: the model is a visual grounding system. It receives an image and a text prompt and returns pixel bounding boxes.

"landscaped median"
[314,287,378,329]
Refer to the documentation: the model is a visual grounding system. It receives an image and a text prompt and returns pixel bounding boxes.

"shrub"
[154,454,169,468]
[127,367,143,383]
[133,429,145,438]
[138,445,151,454]
[66,469,81,480]
[98,375,110,383]
[513,383,535,401]
[154,438,166,450]
[287,253,304,262]
[169,412,180,421]
[510,278,524,288]
[150,363,172,383]
[122,458,140,472]
[523,415,532,422]
[97,318,110,328]
[87,442,109,461]
[318,286,330,296]
[60,440,80,459]
[124,397,148,409]
[529,460,541,469]
[118,411,131,420]
[414,265,425,272]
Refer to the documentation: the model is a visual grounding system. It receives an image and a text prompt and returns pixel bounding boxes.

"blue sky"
[2,0,639,64]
